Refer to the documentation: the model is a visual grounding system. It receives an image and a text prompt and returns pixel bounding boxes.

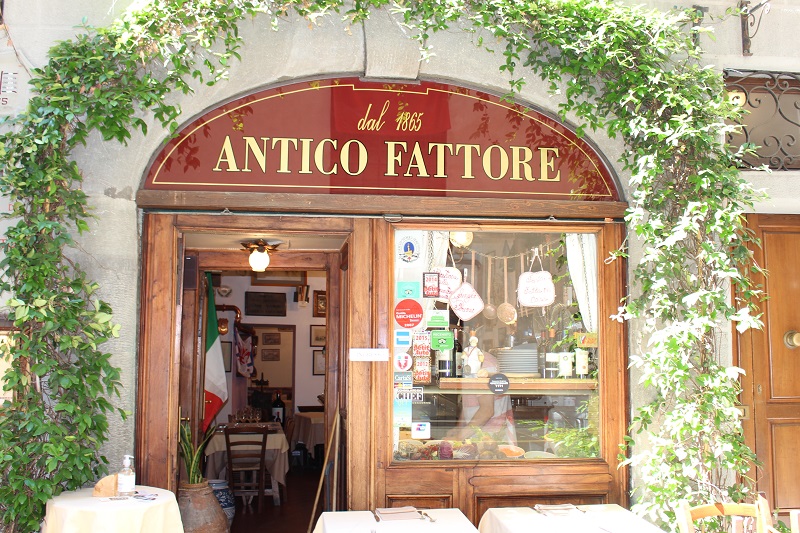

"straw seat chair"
[223,424,280,511]
[676,495,775,533]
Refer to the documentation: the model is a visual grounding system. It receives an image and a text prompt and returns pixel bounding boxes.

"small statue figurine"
[462,335,484,377]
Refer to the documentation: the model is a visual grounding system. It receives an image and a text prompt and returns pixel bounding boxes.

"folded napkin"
[375,506,421,521]
[534,504,582,516]
[92,474,117,497]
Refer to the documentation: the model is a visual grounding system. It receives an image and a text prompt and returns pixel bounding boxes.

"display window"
[391,228,600,462]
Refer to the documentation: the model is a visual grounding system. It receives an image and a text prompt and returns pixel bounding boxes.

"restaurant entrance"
[134,77,630,523]
[136,213,350,498]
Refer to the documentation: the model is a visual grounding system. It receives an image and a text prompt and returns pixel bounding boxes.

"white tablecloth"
[41,486,183,533]
[478,505,664,533]
[292,412,325,458]
[313,509,478,533]
[204,425,290,486]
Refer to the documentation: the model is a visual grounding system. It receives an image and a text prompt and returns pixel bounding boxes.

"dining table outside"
[313,508,479,533]
[478,504,664,533]
[40,485,183,533]
[204,422,290,499]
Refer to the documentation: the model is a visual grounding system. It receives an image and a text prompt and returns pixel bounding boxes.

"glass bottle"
[454,330,464,377]
[117,455,135,496]
[271,392,285,425]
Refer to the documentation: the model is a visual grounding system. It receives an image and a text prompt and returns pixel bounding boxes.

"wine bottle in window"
[454,330,464,378]
[272,392,285,425]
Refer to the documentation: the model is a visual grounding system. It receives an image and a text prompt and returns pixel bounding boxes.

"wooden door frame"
[136,212,351,490]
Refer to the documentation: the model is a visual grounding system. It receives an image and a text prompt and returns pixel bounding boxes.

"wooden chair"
[223,425,279,511]
[676,495,773,533]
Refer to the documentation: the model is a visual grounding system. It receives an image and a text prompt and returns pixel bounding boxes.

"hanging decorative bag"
[517,248,556,308]
[433,248,463,303]
[449,251,484,322]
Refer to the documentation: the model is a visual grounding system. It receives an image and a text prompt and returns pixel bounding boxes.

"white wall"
[213,270,326,423]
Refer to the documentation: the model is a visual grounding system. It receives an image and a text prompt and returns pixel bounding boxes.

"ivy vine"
[0,1,763,531]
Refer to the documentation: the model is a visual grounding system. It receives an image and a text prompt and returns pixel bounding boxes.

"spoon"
[482,257,497,320]
[497,256,517,325]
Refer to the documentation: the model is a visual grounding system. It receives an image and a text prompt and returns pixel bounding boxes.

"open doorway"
[204,269,329,530]
[136,213,351,528]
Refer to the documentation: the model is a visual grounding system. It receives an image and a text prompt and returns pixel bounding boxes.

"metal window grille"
[725,70,800,171]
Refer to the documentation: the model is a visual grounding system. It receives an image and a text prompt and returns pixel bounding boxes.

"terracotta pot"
[177,480,229,533]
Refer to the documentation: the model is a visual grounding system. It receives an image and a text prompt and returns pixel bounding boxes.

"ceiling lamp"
[449,231,474,248]
[241,239,280,272]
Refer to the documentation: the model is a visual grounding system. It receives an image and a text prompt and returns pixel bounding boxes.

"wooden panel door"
[742,214,800,515]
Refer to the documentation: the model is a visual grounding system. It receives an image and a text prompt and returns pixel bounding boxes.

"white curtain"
[565,233,598,333]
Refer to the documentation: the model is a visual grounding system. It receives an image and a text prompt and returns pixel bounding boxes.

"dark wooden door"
[741,214,800,517]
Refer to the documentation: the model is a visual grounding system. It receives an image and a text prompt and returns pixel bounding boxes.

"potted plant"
[179,421,216,485]
[177,421,228,533]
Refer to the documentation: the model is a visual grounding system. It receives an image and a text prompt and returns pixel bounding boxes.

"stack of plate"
[492,343,539,376]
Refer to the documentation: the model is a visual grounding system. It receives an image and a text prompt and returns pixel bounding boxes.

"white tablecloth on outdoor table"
[478,504,664,533]
[313,509,478,533]
[292,412,325,458]
[41,486,183,533]
[204,424,290,487]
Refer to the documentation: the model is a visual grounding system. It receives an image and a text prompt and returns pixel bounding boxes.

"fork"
[421,511,437,522]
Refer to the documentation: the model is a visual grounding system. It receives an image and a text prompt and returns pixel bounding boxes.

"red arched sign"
[145,78,618,201]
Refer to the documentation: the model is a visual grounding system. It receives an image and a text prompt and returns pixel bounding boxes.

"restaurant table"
[292,411,325,458]
[204,422,290,496]
[478,504,664,533]
[41,485,183,533]
[313,508,479,533]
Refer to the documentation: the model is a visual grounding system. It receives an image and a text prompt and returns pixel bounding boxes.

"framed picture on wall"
[310,325,326,347]
[221,341,232,372]
[261,348,281,361]
[313,290,327,318]
[262,332,281,345]
[313,349,325,375]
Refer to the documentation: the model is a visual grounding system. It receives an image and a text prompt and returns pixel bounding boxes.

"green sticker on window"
[430,329,454,351]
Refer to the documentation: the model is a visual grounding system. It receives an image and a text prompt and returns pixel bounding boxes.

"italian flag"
[202,272,228,431]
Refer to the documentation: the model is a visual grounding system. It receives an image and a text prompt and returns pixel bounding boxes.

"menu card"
[533,504,582,516]
[375,506,421,521]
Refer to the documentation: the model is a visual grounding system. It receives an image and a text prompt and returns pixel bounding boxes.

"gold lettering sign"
[146,78,618,201]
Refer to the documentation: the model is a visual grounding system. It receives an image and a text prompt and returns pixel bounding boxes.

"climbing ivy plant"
[0,0,764,531]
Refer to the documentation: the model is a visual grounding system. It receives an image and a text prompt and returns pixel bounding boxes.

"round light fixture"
[241,239,281,272]
[248,247,271,272]
[449,231,474,248]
